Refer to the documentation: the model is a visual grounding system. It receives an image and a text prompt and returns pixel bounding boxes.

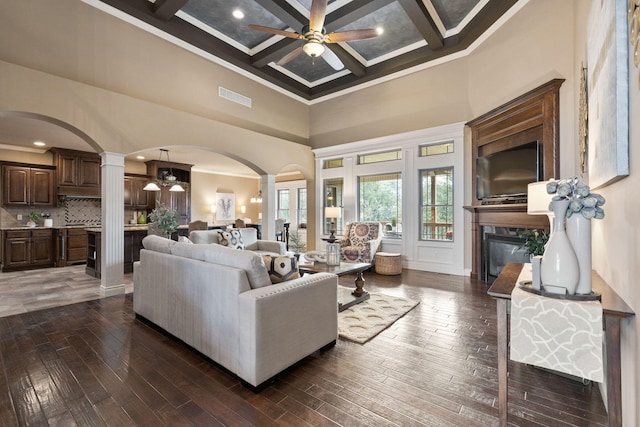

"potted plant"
[516,229,549,257]
[148,203,179,239]
[27,212,41,228]
[288,229,306,259]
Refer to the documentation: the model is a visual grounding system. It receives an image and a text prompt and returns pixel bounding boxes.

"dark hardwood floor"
[0,269,607,426]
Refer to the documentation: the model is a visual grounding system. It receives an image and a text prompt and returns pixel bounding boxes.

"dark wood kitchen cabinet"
[1,228,54,271]
[1,163,55,207]
[55,228,88,267]
[124,175,151,209]
[50,148,101,198]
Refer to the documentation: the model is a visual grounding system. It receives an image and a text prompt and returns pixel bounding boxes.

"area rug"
[338,289,420,344]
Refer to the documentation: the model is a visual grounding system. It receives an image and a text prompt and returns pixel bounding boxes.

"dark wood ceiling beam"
[324,0,395,32]
[153,0,189,20]
[327,44,366,77]
[254,0,307,30]
[251,38,301,68]
[396,0,443,49]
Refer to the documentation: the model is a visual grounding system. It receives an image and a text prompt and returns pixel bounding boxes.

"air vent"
[218,86,252,108]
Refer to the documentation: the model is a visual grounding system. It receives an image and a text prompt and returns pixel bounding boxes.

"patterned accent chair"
[339,222,383,264]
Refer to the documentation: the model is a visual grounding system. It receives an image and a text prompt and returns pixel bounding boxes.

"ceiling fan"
[249,0,379,70]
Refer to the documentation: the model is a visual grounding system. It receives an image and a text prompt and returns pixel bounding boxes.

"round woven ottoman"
[375,252,402,275]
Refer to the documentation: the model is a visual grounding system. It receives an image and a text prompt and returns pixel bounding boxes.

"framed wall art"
[586,0,630,188]
[215,193,235,221]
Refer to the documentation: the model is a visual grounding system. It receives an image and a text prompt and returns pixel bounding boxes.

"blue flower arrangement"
[546,177,605,219]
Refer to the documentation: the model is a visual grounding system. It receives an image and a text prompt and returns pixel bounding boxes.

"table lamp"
[325,206,342,243]
[527,180,554,233]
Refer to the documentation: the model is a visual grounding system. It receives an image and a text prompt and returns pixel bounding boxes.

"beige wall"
[190,171,261,225]
[590,5,640,426]
[310,0,578,178]
[0,0,309,146]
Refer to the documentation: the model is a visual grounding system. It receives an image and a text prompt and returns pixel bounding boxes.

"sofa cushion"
[142,235,177,253]
[178,235,193,244]
[170,242,271,289]
[218,229,244,250]
[189,229,221,244]
[262,255,300,283]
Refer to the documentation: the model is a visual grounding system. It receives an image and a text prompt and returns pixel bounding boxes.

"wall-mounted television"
[476,141,541,202]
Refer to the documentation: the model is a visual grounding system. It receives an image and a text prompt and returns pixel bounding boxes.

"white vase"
[566,213,592,294]
[540,199,579,294]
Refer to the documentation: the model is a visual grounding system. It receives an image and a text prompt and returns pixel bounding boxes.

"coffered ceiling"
[92,0,519,101]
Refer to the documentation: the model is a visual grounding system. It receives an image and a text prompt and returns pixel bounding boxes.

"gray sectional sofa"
[189,228,285,256]
[133,235,338,389]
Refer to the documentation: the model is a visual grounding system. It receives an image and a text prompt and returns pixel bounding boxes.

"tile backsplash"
[0,197,101,228]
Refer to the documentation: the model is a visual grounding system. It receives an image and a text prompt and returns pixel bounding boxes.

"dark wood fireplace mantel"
[466,79,564,280]
[464,204,549,280]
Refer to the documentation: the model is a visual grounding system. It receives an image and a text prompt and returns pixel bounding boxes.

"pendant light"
[143,149,185,192]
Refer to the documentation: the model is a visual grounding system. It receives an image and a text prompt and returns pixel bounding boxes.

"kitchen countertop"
[84,225,189,232]
[1,225,96,231]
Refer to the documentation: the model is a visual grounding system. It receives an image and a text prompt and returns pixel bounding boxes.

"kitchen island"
[84,225,190,278]
[85,225,147,278]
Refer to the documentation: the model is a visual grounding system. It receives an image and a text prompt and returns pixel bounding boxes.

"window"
[324,178,343,234]
[297,188,307,227]
[420,168,453,240]
[357,149,402,165]
[323,158,343,169]
[358,173,402,238]
[277,189,289,221]
[419,141,454,157]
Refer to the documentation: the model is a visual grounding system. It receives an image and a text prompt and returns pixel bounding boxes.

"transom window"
[357,149,402,165]
[358,173,402,238]
[323,158,343,169]
[419,141,454,157]
[420,168,453,240]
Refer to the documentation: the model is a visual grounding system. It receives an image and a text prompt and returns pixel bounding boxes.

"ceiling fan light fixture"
[303,41,325,58]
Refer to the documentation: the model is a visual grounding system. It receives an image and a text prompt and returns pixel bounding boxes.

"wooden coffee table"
[299,260,371,312]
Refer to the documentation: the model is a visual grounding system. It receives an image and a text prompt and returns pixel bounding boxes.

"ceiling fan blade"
[276,46,304,66]
[325,28,379,43]
[322,47,344,71]
[248,24,303,39]
[309,0,328,33]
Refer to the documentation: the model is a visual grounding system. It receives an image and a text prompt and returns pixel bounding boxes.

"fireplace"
[482,227,529,282]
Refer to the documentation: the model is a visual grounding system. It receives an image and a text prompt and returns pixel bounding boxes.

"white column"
[260,174,276,240]
[100,152,125,296]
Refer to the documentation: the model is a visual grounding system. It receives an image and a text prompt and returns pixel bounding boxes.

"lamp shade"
[325,206,342,219]
[169,184,185,192]
[527,181,552,214]
[143,182,161,191]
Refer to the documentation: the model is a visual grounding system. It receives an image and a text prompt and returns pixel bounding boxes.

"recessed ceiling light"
[136,155,145,160]
[376,27,384,35]
[232,9,244,19]
[33,141,46,147]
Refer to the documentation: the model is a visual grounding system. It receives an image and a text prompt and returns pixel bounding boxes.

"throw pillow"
[178,236,193,244]
[262,255,300,283]
[217,229,244,250]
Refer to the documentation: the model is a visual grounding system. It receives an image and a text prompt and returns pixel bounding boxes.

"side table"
[488,263,635,427]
